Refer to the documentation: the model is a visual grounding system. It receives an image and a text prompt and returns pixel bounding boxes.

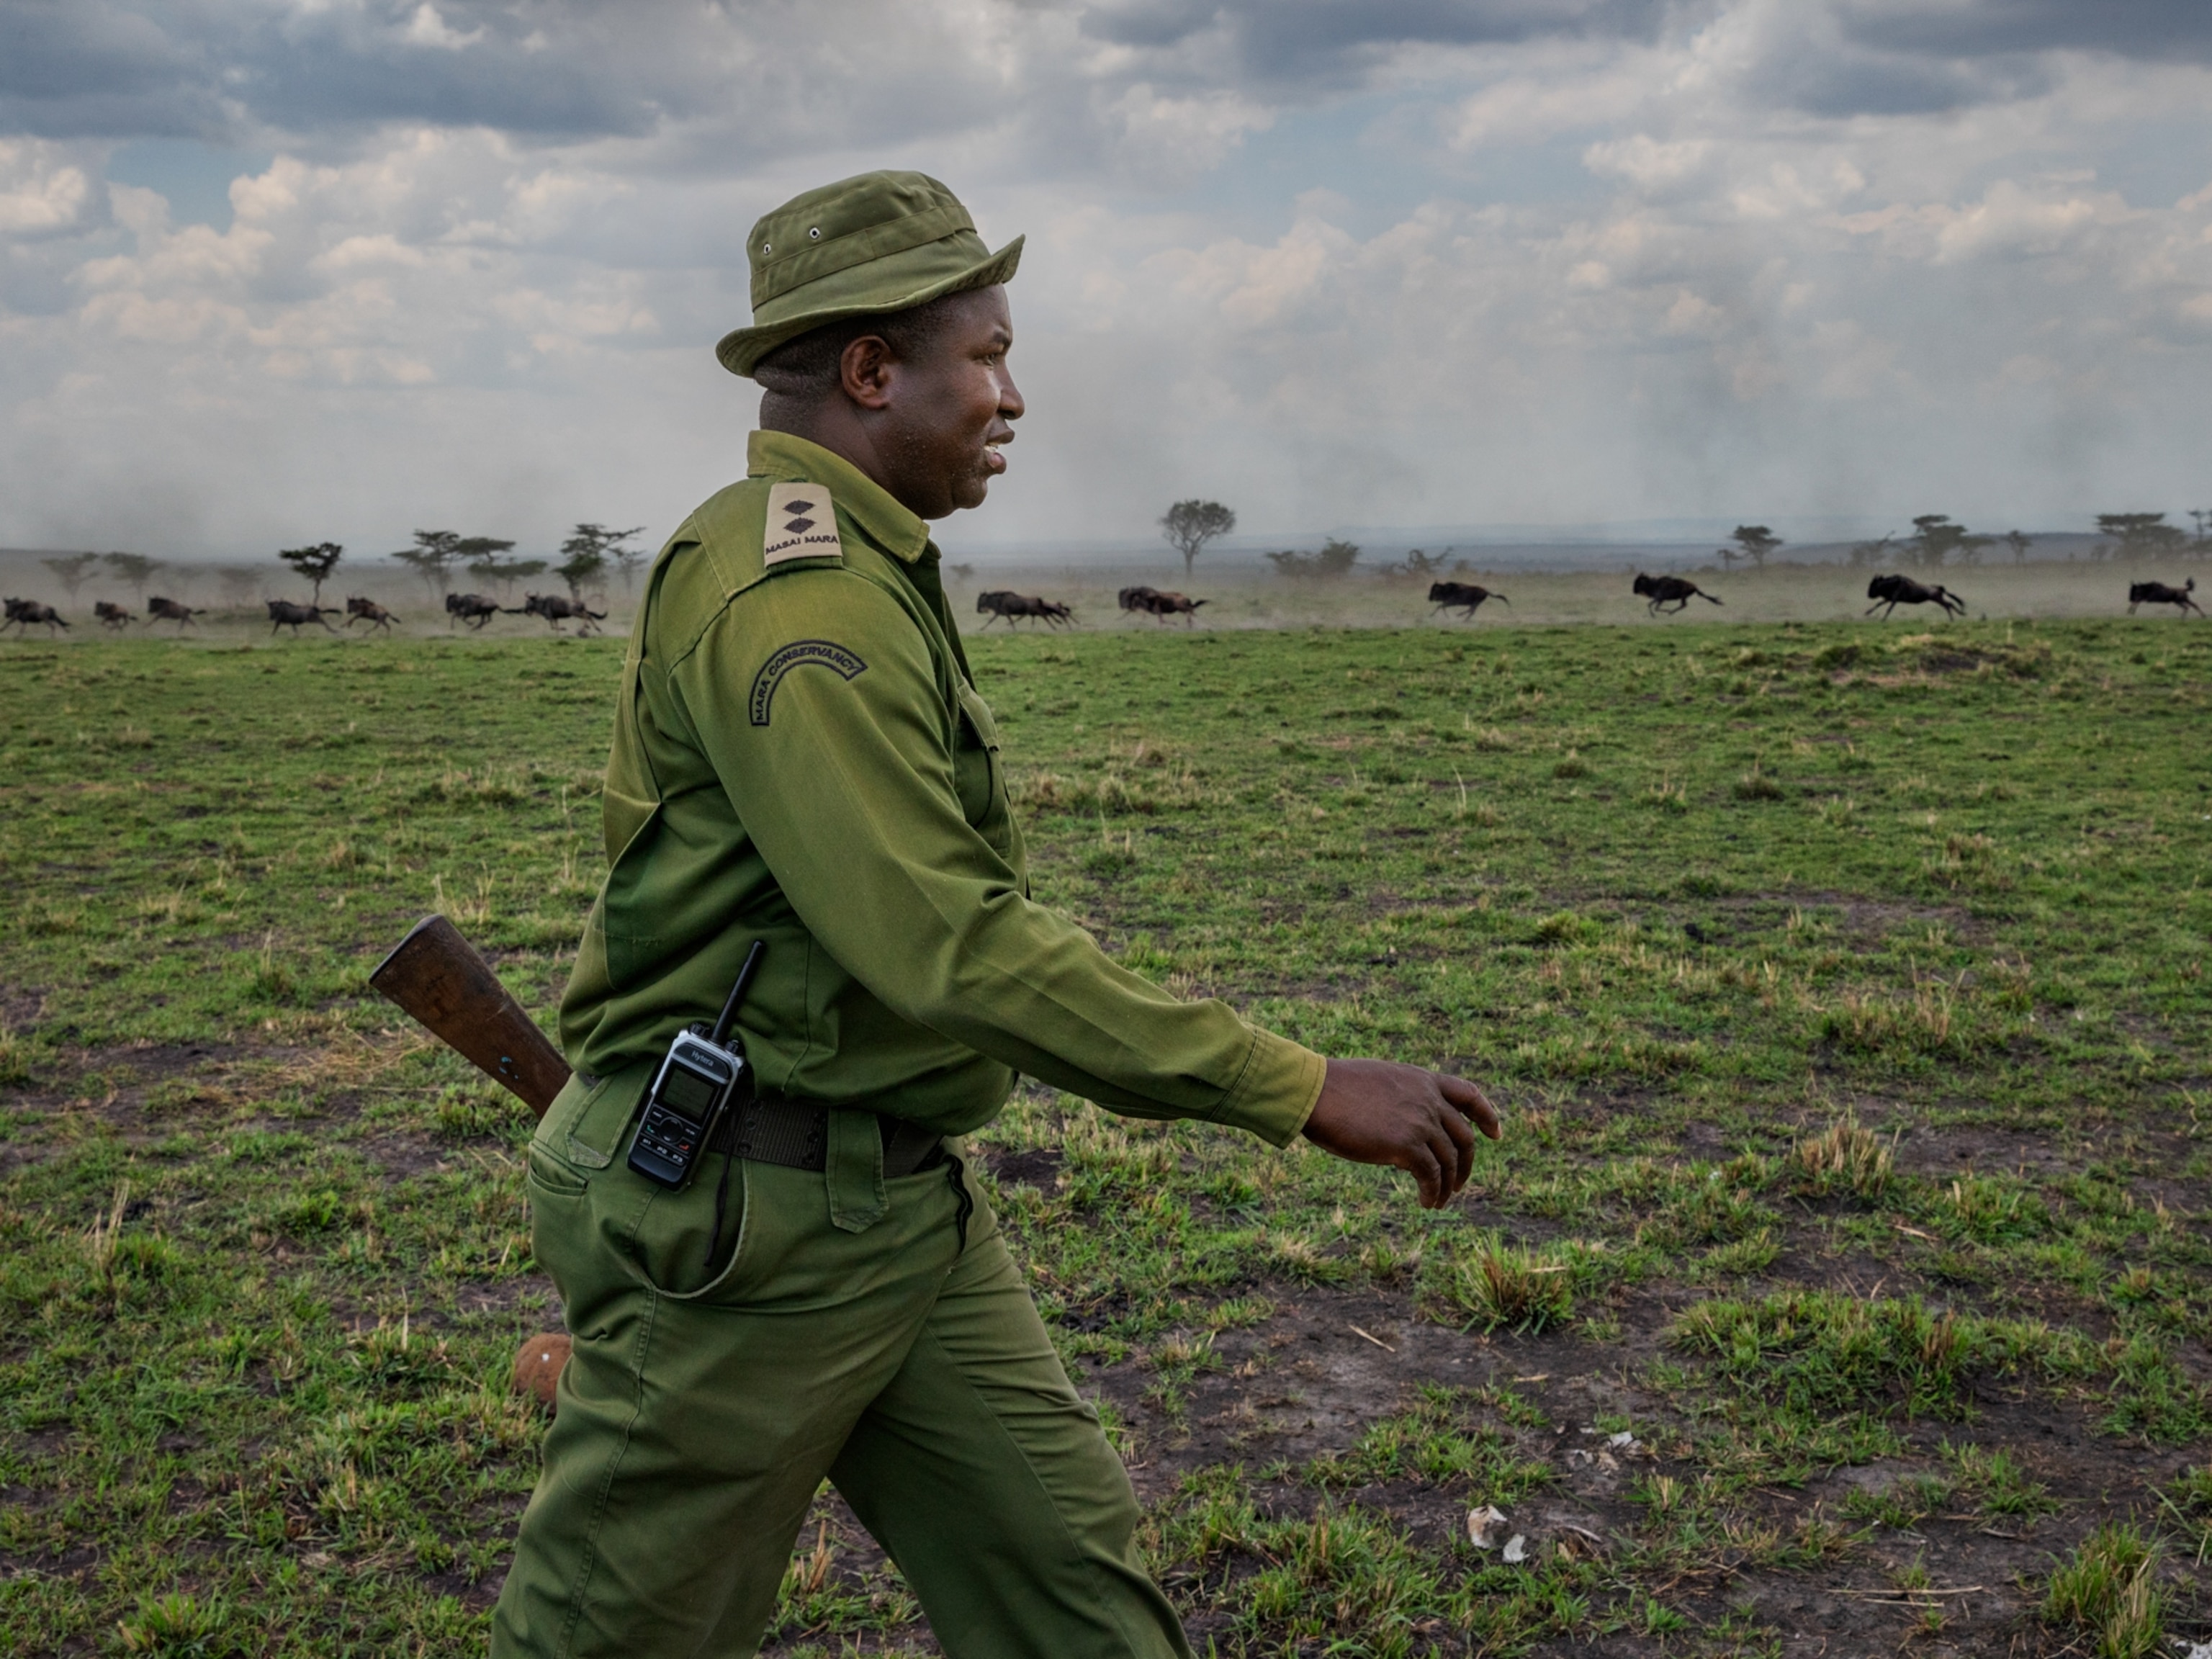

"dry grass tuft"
[1791,1113,1895,1198]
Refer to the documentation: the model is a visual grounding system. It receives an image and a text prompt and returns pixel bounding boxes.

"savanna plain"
[1,607,2207,1658]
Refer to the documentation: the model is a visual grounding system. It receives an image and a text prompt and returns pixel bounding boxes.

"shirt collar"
[747,429,932,565]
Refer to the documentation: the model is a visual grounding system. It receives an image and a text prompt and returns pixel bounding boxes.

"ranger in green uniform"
[493,170,1500,1659]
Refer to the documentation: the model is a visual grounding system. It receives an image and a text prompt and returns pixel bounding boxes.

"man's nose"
[998,372,1025,421]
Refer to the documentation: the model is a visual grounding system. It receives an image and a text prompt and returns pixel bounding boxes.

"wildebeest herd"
[437,592,608,633]
[5,570,2205,642]
[968,570,2200,632]
[1,590,612,637]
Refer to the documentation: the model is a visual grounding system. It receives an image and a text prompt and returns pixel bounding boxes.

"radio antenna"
[709,940,768,1046]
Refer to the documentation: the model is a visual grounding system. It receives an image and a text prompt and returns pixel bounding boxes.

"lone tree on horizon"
[1907,514,1990,567]
[1720,524,1782,572]
[277,542,344,604]
[1160,499,1236,579]
[2003,529,2033,564]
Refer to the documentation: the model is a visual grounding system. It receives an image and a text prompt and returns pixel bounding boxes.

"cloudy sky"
[4,0,2210,560]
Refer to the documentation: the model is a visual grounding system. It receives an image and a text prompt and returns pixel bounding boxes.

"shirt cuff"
[1210,1026,1327,1148]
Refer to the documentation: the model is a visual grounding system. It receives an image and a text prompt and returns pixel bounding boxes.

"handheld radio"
[627,940,766,1190]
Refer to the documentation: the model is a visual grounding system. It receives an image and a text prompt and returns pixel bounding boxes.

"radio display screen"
[660,1066,719,1118]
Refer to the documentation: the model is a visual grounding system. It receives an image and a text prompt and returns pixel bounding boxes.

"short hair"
[752,291,965,397]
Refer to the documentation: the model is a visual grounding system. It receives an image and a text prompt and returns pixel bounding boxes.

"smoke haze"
[2,1,2208,559]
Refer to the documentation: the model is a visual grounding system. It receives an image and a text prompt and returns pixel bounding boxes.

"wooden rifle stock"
[369,914,572,1117]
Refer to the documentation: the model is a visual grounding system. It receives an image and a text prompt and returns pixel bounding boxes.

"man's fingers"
[1437,1074,1502,1139]
[1437,1094,1478,1187]
[1404,1142,1444,1208]
[1426,1123,1467,1200]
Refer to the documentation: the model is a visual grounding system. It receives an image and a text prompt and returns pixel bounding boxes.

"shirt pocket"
[951,680,1012,855]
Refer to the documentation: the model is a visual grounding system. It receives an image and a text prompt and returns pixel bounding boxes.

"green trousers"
[491,1069,1191,1659]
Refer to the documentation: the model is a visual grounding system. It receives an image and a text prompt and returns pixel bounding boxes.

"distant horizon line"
[0,525,2131,568]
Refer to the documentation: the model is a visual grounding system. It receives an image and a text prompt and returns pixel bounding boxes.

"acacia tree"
[2095,513,2188,558]
[102,552,165,598]
[456,536,516,575]
[392,530,466,596]
[277,542,344,604]
[1725,524,1782,572]
[1160,500,1236,580]
[563,523,647,592]
[554,546,607,601]
[41,552,97,599]
[457,538,542,599]
[2002,529,2033,565]
[1908,515,1971,568]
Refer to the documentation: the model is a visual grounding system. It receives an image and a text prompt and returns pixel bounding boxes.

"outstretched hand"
[1301,1058,1501,1209]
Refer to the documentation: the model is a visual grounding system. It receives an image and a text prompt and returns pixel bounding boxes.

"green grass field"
[1,616,2208,1656]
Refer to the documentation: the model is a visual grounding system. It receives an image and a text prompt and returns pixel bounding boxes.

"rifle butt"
[370,914,572,1117]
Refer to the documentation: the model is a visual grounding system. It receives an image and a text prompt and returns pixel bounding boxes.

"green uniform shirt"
[558,430,1325,1146]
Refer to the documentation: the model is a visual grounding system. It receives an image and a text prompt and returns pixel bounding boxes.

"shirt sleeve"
[670,565,1324,1146]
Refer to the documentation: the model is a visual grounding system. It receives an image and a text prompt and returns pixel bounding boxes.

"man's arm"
[676,567,1323,1143]
[678,566,1503,1196]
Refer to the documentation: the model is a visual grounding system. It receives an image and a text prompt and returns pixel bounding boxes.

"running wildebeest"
[147,596,202,627]
[2128,577,2203,617]
[975,590,1072,628]
[2,598,68,635]
[1632,573,1723,616]
[512,593,607,634]
[445,592,502,630]
[345,595,400,631]
[1427,580,1508,619]
[95,601,133,629]
[1865,573,1966,620]
[1119,586,1206,625]
[266,599,338,634]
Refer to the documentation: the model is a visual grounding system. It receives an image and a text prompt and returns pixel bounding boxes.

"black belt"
[708,1091,945,1179]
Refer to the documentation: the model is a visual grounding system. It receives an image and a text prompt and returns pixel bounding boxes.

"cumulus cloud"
[1,0,2210,559]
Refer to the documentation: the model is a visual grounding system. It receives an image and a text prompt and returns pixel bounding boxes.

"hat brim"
[716,235,1022,379]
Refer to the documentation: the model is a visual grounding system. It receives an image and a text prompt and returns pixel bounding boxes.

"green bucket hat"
[716,170,1022,379]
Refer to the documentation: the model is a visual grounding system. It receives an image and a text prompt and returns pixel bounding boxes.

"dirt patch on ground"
[1887,1123,2082,1179]
[758,1269,2206,1655]
[0,980,48,1030]
[0,1032,500,1184]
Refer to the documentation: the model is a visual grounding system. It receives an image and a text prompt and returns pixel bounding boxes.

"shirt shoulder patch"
[764,482,844,567]
[749,639,868,726]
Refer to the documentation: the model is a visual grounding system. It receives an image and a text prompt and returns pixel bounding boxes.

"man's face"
[870,286,1022,519]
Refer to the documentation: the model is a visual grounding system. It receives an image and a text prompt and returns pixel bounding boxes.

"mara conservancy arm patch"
[749,639,868,726]
[764,482,844,567]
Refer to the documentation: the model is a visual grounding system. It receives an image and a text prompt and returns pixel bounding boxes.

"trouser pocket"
[621,1152,757,1301]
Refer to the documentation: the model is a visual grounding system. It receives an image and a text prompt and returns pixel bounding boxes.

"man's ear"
[839,333,896,410]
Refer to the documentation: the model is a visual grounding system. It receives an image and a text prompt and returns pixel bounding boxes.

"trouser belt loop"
[824,1107,886,1233]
